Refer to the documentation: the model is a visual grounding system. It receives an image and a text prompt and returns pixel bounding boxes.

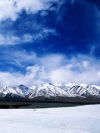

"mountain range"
[0,83,100,103]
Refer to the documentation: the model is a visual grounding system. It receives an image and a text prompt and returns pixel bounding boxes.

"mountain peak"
[18,84,26,87]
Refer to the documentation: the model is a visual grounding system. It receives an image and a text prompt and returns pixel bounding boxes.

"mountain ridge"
[0,83,100,100]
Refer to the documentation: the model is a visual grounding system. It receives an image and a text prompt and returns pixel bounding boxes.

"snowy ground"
[0,104,100,133]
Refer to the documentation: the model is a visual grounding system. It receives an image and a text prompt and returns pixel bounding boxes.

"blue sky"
[0,0,100,87]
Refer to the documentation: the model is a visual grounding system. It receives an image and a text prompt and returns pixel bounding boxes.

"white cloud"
[1,50,37,68]
[16,0,46,13]
[0,0,59,45]
[0,34,21,45]
[0,65,46,87]
[40,54,65,69]
[0,0,17,21]
[0,34,34,45]
[0,0,61,21]
[0,28,56,45]
[0,54,100,87]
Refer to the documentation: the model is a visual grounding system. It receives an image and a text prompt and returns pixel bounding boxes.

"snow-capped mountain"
[64,83,100,97]
[28,83,68,99]
[28,83,100,99]
[0,85,31,98]
[0,83,100,99]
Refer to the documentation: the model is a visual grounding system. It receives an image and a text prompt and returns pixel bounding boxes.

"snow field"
[0,104,100,133]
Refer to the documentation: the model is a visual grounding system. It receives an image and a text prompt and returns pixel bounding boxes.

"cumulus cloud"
[0,54,100,87]
[0,0,17,21]
[0,65,47,87]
